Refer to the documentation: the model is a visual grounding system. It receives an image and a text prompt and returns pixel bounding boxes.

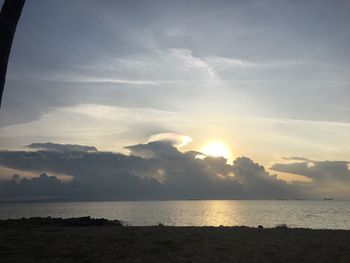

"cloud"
[205,56,260,70]
[270,158,350,198]
[0,104,186,153]
[233,157,296,198]
[125,141,180,159]
[282,156,312,162]
[167,49,216,79]
[0,142,302,201]
[147,132,192,148]
[71,48,218,83]
[271,159,350,183]
[0,173,68,200]
[27,142,97,153]
[31,75,159,86]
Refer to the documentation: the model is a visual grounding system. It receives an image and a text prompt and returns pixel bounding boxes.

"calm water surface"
[0,200,349,229]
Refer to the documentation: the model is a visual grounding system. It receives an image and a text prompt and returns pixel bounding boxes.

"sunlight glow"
[201,140,232,161]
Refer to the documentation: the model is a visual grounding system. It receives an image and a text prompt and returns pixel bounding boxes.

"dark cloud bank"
[0,142,349,201]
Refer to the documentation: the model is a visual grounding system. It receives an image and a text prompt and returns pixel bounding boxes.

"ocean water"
[0,200,349,229]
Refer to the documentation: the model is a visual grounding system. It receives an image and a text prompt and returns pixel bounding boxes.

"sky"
[0,0,349,200]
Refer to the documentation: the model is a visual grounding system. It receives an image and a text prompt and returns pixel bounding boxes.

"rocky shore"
[0,217,349,262]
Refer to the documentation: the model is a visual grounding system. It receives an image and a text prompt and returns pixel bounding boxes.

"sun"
[201,140,232,161]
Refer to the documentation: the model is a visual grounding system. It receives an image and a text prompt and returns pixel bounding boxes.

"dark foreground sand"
[0,218,349,263]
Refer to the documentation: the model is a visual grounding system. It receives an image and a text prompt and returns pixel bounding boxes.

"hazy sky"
[0,0,349,200]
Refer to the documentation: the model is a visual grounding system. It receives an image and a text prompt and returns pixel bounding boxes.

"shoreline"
[0,216,349,230]
[2,198,350,203]
[1,217,349,262]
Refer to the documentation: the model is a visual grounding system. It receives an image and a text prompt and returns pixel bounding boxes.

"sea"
[0,200,349,229]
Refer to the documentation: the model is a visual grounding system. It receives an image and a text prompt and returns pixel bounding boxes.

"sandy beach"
[0,218,349,262]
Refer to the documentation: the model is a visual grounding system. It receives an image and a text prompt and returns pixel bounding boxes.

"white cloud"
[62,77,158,86]
[205,56,260,70]
[166,49,217,79]
[72,48,219,83]
[147,132,192,148]
[0,104,187,152]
